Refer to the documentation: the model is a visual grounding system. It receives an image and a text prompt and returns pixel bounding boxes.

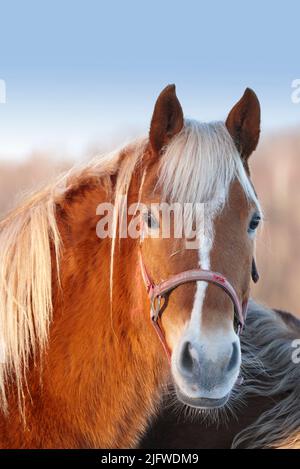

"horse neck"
[43,180,168,447]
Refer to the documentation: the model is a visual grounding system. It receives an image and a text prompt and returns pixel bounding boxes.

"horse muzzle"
[172,331,242,408]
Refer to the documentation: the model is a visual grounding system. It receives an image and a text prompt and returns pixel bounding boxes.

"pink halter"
[139,251,248,363]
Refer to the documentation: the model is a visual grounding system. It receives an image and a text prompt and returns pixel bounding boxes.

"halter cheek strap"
[139,251,249,363]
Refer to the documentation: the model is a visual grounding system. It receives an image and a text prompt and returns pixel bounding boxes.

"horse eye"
[143,211,159,229]
[248,213,261,234]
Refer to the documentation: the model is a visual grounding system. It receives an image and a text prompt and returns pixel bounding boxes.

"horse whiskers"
[161,380,244,429]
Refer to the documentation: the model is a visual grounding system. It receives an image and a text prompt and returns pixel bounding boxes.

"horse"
[141,301,300,449]
[0,84,264,448]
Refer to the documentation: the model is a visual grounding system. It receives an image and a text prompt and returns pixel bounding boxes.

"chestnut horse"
[141,301,300,449]
[0,85,263,448]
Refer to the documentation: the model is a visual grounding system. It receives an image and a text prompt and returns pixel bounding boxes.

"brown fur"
[0,178,169,448]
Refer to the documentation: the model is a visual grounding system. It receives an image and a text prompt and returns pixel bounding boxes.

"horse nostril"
[227,342,239,372]
[180,341,195,374]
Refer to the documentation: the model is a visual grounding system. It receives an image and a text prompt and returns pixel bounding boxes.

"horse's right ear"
[149,84,184,154]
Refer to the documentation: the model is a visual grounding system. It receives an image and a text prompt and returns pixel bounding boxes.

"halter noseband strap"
[139,251,249,362]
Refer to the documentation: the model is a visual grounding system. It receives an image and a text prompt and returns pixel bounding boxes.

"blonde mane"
[0,120,259,414]
[0,139,144,414]
[0,188,60,413]
[159,120,259,209]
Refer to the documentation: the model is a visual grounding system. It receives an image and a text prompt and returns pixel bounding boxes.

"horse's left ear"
[149,84,184,154]
[225,88,261,162]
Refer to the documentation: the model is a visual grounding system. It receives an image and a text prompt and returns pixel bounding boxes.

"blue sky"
[0,0,299,160]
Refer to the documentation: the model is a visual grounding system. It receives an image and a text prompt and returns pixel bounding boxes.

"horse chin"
[175,387,230,410]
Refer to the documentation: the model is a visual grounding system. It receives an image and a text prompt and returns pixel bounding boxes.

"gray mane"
[233,299,300,448]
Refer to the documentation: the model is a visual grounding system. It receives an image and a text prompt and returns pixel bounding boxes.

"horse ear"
[149,84,184,154]
[225,88,260,162]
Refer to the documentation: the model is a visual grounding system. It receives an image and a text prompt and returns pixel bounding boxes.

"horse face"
[139,85,261,409]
